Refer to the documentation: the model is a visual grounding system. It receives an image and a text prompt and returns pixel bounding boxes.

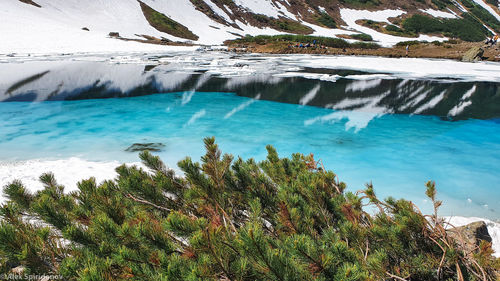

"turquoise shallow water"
[1,91,500,219]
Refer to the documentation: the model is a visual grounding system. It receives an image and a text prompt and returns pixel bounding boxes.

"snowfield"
[3,0,499,54]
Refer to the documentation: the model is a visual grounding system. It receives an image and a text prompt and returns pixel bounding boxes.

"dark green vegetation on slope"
[461,0,500,32]
[402,13,490,42]
[252,14,315,35]
[230,34,381,49]
[138,1,199,41]
[399,0,500,41]
[1,138,499,280]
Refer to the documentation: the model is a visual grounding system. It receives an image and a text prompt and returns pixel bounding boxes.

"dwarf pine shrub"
[0,137,498,280]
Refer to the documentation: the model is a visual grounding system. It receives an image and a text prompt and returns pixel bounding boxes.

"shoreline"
[225,41,500,62]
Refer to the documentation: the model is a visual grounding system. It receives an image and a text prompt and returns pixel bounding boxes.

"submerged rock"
[125,143,165,152]
[447,221,492,253]
[462,46,484,62]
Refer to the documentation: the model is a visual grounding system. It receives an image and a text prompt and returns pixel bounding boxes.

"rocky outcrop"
[447,221,492,253]
[10,265,26,274]
[462,46,484,62]
[108,32,120,38]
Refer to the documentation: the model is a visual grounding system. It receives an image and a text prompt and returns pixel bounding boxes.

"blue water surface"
[1,91,499,219]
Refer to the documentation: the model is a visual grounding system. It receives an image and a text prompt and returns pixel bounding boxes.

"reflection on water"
[1,91,500,219]
[1,61,499,122]
[1,57,500,219]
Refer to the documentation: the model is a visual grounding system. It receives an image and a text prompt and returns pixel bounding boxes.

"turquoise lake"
[1,91,500,219]
[1,57,500,219]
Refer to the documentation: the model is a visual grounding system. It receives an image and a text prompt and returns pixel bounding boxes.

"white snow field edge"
[0,158,498,257]
[280,55,500,82]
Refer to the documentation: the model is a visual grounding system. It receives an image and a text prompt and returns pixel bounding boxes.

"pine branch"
[126,194,172,213]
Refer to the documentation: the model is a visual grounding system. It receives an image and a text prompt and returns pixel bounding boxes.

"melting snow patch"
[233,0,295,19]
[204,0,233,23]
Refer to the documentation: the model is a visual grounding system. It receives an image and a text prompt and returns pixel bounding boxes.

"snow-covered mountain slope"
[2,0,500,54]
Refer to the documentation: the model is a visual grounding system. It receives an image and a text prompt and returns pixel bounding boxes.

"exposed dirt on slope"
[18,0,41,8]
[138,0,199,41]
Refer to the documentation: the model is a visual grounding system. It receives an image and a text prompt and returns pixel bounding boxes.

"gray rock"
[462,46,484,62]
[125,143,165,152]
[447,221,492,253]
[108,32,120,37]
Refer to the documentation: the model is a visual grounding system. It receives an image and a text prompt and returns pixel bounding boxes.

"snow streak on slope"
[419,8,457,18]
[471,0,500,21]
[233,0,296,19]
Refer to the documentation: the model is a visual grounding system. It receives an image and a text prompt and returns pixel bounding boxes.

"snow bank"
[444,216,500,257]
[0,158,144,200]
[340,9,448,47]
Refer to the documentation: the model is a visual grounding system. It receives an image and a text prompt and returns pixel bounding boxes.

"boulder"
[462,46,484,62]
[447,221,492,253]
[125,143,165,152]
[108,32,120,38]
